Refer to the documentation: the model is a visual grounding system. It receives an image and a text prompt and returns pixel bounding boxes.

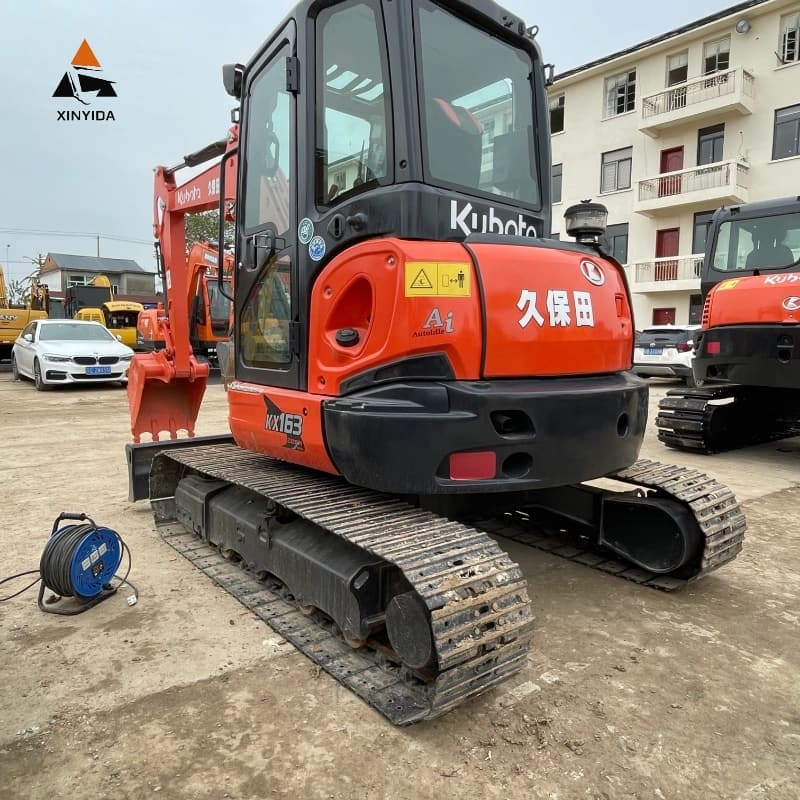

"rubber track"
[152,445,535,726]
[470,459,746,591]
[655,387,800,454]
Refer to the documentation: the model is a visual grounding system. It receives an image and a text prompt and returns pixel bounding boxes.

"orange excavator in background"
[657,196,800,452]
[126,0,746,725]
[135,128,238,367]
[137,241,234,366]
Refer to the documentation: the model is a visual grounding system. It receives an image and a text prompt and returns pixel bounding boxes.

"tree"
[7,276,35,306]
[185,211,234,251]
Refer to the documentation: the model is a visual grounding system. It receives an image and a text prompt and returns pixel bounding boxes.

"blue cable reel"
[38,513,125,616]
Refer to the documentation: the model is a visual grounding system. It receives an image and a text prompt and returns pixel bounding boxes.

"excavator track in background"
[471,459,746,591]
[141,444,746,723]
[656,386,800,454]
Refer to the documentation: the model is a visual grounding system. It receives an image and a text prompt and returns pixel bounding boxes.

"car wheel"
[34,359,48,391]
[11,355,20,381]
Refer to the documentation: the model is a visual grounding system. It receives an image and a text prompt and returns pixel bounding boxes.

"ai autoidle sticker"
[413,307,455,338]
[404,262,471,297]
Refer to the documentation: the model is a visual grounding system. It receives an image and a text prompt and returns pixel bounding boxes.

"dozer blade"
[127,351,209,442]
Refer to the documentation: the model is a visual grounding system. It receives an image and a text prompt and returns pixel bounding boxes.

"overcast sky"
[0,0,738,282]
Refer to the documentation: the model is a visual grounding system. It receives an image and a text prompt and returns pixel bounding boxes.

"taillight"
[706,340,721,355]
[675,342,691,352]
[449,451,496,480]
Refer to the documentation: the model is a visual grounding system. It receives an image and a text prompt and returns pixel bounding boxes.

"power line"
[0,227,152,245]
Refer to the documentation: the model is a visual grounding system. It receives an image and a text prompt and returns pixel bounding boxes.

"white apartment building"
[549,0,800,326]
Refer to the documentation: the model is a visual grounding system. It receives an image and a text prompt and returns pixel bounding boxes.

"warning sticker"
[404,262,471,297]
[716,279,741,291]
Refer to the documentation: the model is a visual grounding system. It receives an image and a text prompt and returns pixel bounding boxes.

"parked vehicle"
[11,318,134,390]
[633,324,701,386]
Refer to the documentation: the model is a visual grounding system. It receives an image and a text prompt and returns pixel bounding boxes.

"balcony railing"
[637,159,749,203]
[632,254,704,284]
[641,66,754,119]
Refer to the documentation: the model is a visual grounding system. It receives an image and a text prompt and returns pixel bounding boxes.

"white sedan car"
[11,319,134,390]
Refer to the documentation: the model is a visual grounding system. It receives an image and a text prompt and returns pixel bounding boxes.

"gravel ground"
[1,369,798,800]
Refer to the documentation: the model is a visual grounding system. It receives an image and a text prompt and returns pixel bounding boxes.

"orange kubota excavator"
[135,130,237,366]
[126,0,746,725]
[656,196,800,452]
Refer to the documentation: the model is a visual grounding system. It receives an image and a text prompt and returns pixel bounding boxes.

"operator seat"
[746,227,795,268]
[426,98,483,189]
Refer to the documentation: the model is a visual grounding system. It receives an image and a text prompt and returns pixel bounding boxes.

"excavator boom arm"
[127,125,238,442]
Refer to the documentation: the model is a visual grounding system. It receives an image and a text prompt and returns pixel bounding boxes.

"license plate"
[644,348,662,356]
[86,366,111,375]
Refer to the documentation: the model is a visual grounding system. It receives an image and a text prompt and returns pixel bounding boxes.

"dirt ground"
[1,368,798,800]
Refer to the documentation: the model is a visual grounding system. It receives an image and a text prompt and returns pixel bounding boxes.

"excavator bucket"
[127,352,209,443]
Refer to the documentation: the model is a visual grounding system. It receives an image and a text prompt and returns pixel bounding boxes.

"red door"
[658,146,684,197]
[656,228,680,280]
[652,308,676,324]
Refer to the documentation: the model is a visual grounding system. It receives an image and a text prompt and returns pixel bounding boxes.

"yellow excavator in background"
[67,275,143,348]
[0,265,48,362]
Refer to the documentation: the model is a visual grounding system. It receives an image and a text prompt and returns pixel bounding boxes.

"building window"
[780,11,800,64]
[697,124,724,165]
[689,294,703,324]
[666,51,688,86]
[605,70,636,117]
[693,210,715,255]
[703,37,730,75]
[332,170,346,189]
[552,163,562,203]
[66,274,89,287]
[549,93,565,133]
[773,104,800,160]
[602,222,629,264]
[600,147,632,193]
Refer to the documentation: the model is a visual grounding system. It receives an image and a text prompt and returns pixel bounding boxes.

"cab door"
[234,21,300,390]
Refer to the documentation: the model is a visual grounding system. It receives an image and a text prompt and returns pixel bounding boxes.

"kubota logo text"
[176,187,202,206]
[53,39,117,121]
[450,200,537,238]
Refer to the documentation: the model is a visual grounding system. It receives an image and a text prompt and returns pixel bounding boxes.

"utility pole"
[96,235,100,257]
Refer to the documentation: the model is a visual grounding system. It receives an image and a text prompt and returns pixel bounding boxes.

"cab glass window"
[208,280,233,334]
[712,212,800,271]
[244,48,292,234]
[240,255,292,366]
[417,0,540,207]
[316,1,391,206]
